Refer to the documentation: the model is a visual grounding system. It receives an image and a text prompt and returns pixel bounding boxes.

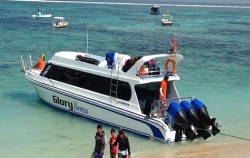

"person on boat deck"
[35,54,45,70]
[94,124,107,158]
[109,128,117,158]
[114,128,131,158]
[139,64,148,77]
[144,94,153,116]
[138,95,146,113]
[159,75,169,106]
[169,47,175,55]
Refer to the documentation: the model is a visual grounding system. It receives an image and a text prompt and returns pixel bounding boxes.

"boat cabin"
[161,13,172,26]
[53,17,68,28]
[39,51,182,115]
[150,5,160,15]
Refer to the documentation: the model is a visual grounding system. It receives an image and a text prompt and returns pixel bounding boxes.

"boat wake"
[9,0,250,9]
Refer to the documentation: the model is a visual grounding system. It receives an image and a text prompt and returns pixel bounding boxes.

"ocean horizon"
[1,0,250,157]
[9,0,250,8]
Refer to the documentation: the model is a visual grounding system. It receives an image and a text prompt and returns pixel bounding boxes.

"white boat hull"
[53,22,68,28]
[161,20,172,26]
[27,73,175,142]
[19,49,220,143]
[32,14,52,18]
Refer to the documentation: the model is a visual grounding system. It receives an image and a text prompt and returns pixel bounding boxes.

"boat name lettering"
[74,104,88,114]
[117,101,129,106]
[52,95,73,111]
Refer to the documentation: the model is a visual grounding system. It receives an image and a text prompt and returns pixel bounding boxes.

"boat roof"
[54,17,64,19]
[48,51,183,83]
[151,5,160,8]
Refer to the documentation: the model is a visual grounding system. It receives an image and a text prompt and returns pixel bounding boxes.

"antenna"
[86,27,89,54]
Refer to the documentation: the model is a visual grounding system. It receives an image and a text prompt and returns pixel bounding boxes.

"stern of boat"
[153,96,221,142]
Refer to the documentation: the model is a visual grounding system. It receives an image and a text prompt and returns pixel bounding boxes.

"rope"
[218,132,250,142]
[174,122,250,142]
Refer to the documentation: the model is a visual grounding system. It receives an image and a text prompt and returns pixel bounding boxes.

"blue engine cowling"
[191,99,220,135]
[180,100,211,140]
[167,102,198,141]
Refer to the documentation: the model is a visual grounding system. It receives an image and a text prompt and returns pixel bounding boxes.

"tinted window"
[42,64,132,101]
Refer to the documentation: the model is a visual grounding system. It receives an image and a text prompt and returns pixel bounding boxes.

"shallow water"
[1,1,250,157]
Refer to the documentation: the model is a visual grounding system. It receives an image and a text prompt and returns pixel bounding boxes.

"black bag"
[76,55,100,65]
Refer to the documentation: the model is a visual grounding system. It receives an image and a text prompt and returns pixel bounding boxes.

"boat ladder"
[109,63,120,102]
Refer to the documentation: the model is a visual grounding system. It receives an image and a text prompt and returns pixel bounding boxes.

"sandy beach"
[135,141,250,158]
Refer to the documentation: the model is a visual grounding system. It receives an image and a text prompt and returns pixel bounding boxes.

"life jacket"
[36,58,44,70]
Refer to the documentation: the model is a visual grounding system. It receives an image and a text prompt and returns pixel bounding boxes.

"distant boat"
[32,9,52,18]
[150,5,160,15]
[161,13,172,26]
[53,17,68,28]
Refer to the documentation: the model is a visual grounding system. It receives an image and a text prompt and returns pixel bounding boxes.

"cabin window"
[135,82,170,115]
[42,64,132,101]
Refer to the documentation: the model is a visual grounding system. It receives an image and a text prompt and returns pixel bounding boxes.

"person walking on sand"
[109,128,117,158]
[94,124,107,158]
[114,128,131,158]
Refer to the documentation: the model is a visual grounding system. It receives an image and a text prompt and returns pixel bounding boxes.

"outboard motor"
[167,102,198,141]
[180,101,211,140]
[191,99,220,135]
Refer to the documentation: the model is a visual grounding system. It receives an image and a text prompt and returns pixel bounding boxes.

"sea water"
[1,0,250,157]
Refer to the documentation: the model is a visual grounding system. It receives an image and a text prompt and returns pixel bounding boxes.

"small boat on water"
[32,9,52,18]
[53,17,68,28]
[150,5,160,15]
[19,39,220,142]
[161,13,172,26]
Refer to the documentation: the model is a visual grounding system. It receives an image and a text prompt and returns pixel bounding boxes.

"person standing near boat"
[109,128,117,158]
[35,53,45,70]
[94,124,107,158]
[159,75,169,106]
[114,128,131,158]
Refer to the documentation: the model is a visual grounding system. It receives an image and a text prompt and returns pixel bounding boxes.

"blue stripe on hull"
[27,75,166,141]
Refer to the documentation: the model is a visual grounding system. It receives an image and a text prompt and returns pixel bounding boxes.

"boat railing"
[46,78,55,87]
[150,96,195,120]
[137,69,173,78]
[19,54,34,72]
[19,55,27,72]
[147,96,194,129]
[28,54,33,67]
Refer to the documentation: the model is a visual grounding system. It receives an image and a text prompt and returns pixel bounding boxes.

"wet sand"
[134,141,250,158]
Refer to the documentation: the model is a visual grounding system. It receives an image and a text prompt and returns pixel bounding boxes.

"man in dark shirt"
[94,124,106,158]
[114,128,131,158]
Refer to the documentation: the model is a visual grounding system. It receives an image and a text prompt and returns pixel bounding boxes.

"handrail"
[46,78,54,87]
[162,96,195,102]
[150,96,195,119]
[19,55,26,72]
[29,54,32,67]
[137,69,172,78]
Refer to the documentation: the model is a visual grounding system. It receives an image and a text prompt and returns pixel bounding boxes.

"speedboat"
[150,5,160,15]
[32,9,52,18]
[19,50,220,142]
[53,17,68,28]
[161,13,172,26]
